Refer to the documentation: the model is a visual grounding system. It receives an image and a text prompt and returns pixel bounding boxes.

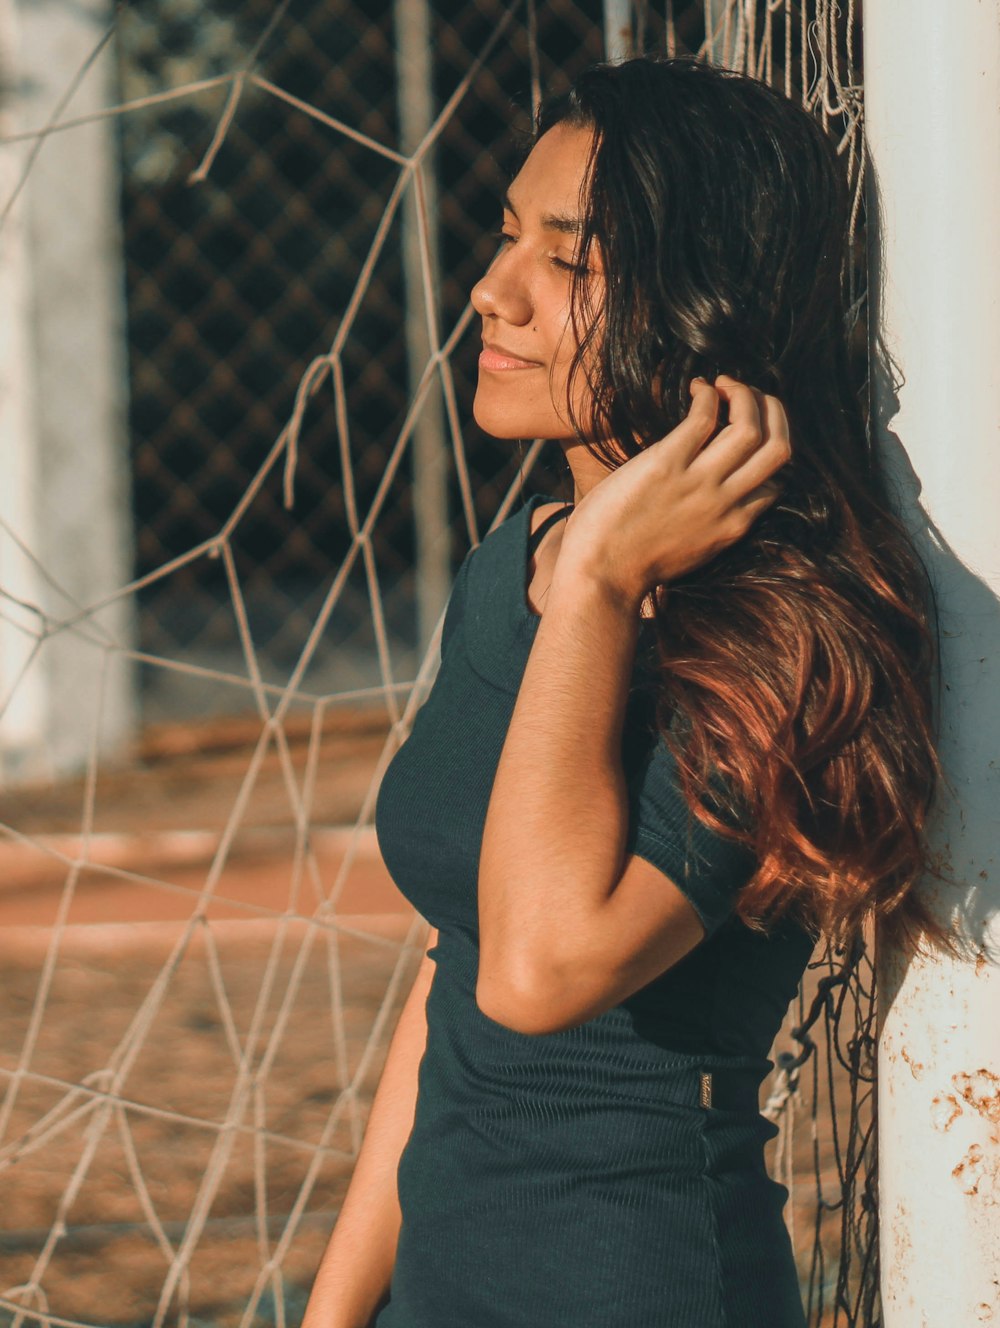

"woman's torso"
[371,494,813,1326]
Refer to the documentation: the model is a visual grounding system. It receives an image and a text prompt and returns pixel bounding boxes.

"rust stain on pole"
[930,1093,962,1132]
[951,1141,1000,1203]
[953,1069,1000,1135]
[901,1046,925,1080]
[888,1197,913,1277]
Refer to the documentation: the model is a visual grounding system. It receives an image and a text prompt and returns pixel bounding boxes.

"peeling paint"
[901,1046,925,1081]
[888,1197,912,1274]
[953,1069,1000,1137]
[953,1142,983,1192]
[931,1092,962,1132]
[952,1141,1000,1202]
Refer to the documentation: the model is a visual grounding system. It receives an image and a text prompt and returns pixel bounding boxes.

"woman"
[303,55,952,1328]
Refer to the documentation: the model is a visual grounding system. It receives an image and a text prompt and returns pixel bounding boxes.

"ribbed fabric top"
[372,493,812,1328]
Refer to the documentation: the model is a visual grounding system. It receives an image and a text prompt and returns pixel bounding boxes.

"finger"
[732,477,783,521]
[741,475,783,504]
[723,434,792,502]
[690,376,764,479]
[758,388,790,448]
[727,486,780,541]
[663,378,721,465]
[721,392,791,497]
[715,374,761,439]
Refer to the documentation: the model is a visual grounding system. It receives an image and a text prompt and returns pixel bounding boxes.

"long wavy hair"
[529,55,956,958]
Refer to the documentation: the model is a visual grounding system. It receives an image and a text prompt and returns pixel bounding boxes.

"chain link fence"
[118,0,839,721]
[118,0,619,718]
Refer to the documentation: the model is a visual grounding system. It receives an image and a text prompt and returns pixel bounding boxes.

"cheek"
[550,284,603,370]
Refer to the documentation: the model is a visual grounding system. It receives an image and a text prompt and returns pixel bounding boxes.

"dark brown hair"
[535,55,957,958]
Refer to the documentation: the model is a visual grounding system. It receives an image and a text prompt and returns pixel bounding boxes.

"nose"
[470,246,533,327]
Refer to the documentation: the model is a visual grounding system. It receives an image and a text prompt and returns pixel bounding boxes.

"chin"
[472,395,540,440]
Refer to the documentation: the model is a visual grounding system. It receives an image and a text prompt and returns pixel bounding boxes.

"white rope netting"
[0,3,874,1324]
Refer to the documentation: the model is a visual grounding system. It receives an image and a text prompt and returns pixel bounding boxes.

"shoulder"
[469,494,566,550]
[528,500,570,534]
[450,494,564,599]
[439,503,524,649]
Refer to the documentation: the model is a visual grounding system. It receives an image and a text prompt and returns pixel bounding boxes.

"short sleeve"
[623,734,757,941]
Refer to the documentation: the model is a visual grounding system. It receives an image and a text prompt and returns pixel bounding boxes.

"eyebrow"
[503,191,583,236]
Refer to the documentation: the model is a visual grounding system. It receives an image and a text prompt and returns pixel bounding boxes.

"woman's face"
[470,121,607,443]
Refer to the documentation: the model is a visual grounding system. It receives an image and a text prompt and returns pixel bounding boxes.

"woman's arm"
[476,379,789,1034]
[475,563,709,1034]
[301,927,437,1328]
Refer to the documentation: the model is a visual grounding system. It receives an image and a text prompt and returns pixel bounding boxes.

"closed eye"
[552,254,591,275]
[488,229,592,276]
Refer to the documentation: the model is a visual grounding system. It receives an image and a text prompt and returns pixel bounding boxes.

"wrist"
[549,548,648,619]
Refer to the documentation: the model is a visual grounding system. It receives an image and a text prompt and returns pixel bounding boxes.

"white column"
[394,0,449,664]
[0,0,47,781]
[11,0,136,780]
[603,0,632,62]
[865,3,1000,1322]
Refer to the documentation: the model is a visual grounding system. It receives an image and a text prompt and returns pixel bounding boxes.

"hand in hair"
[559,375,791,604]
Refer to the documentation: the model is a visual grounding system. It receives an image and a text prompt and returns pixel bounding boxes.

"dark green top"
[373,493,813,1327]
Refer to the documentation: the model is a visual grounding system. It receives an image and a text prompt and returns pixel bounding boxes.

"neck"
[556,436,621,506]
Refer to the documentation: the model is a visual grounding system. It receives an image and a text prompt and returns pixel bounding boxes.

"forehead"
[506,121,595,217]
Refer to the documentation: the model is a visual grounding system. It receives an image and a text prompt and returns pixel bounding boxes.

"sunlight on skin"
[470,121,620,507]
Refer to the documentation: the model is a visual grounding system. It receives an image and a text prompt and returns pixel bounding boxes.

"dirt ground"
[0,708,869,1326]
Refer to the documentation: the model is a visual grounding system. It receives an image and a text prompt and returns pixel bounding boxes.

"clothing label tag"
[699,1071,713,1109]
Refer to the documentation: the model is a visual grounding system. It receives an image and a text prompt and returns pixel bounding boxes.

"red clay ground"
[0,707,867,1325]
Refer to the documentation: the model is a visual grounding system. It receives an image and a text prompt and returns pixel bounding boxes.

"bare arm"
[475,561,708,1033]
[477,379,789,1034]
[301,927,438,1328]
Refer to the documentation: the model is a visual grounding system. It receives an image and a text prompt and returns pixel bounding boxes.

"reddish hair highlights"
[538,56,956,957]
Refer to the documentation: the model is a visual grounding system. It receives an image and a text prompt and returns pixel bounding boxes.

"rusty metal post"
[865,2,1000,1321]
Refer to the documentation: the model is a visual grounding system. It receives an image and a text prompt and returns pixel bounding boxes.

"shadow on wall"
[866,267,1000,1004]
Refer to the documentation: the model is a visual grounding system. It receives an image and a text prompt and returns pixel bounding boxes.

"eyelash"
[489,229,590,275]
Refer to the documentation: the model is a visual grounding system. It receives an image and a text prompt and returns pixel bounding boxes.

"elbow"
[475,959,582,1036]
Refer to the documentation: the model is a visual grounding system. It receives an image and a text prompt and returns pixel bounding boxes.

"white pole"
[393,0,449,665]
[0,0,47,781]
[14,0,136,779]
[603,0,631,62]
[865,3,1000,1322]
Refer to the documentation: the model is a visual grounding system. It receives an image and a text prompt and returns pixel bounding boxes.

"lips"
[479,343,542,371]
